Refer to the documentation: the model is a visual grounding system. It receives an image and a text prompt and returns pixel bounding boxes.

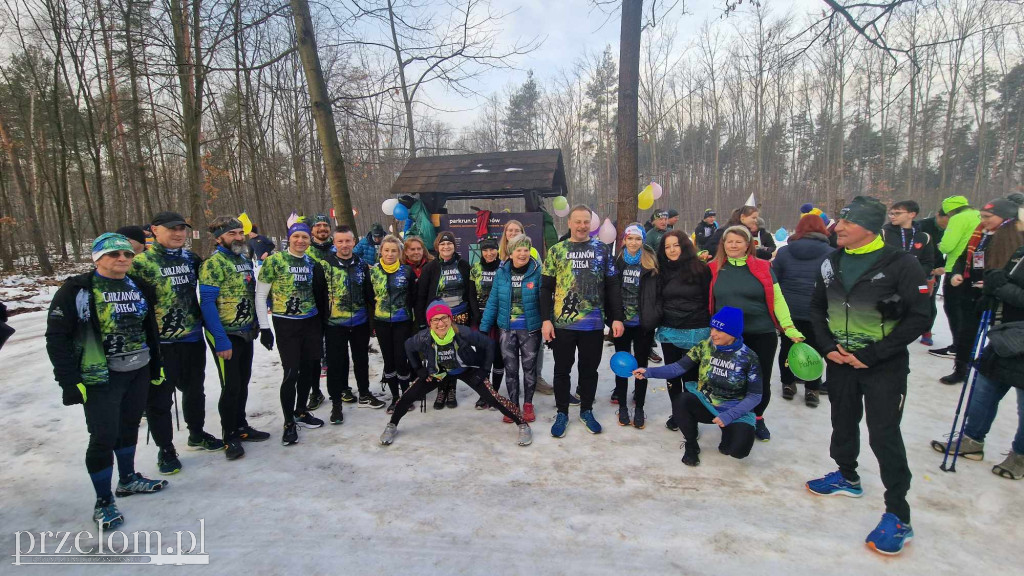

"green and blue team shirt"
[470,260,499,311]
[258,251,319,319]
[435,258,468,315]
[371,264,413,323]
[199,247,257,336]
[543,238,617,331]
[324,256,370,327]
[130,242,203,343]
[508,267,528,330]
[86,273,150,384]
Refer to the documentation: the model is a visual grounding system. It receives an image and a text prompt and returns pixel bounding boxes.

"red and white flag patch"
[918,285,929,293]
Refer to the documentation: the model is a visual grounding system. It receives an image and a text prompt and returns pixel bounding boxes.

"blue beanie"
[711,306,744,339]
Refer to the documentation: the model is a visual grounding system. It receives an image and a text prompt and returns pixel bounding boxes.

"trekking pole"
[173,387,181,431]
[941,308,992,472]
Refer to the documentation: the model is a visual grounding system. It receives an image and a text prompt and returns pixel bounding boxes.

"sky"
[420,0,824,131]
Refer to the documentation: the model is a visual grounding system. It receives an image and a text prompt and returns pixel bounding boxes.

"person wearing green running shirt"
[305,213,333,411]
[132,211,222,477]
[46,233,168,530]
[256,217,328,446]
[932,195,981,372]
[198,216,271,461]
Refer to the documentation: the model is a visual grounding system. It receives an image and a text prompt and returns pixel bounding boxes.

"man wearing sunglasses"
[46,233,168,530]
[132,212,223,478]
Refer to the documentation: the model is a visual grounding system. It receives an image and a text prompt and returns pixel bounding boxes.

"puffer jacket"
[978,245,1024,388]
[479,258,543,332]
[772,233,835,321]
[353,233,379,265]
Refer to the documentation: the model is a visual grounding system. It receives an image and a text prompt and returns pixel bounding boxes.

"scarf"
[380,259,400,274]
[843,234,885,255]
[430,327,456,346]
[623,247,642,265]
[715,335,745,353]
[964,219,1016,278]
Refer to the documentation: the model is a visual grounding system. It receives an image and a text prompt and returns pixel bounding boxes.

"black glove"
[260,329,275,350]
[61,383,86,406]
[983,269,1009,294]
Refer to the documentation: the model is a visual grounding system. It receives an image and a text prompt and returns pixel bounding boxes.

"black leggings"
[613,325,653,409]
[85,367,149,473]
[325,323,371,398]
[148,339,208,446]
[673,390,755,459]
[390,369,524,426]
[777,319,821,390]
[206,333,254,440]
[743,332,778,417]
[376,320,412,398]
[274,316,322,422]
[660,342,698,408]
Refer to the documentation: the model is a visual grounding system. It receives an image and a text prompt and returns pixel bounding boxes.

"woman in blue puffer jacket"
[772,214,835,407]
[479,234,542,423]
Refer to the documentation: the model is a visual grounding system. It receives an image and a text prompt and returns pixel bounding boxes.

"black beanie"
[982,197,1019,220]
[838,196,887,234]
[479,237,498,251]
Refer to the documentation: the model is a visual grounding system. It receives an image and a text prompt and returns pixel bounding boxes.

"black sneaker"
[475,397,489,410]
[157,446,182,475]
[445,386,458,409]
[617,405,630,426]
[633,408,645,429]
[358,393,386,409]
[225,439,244,460]
[782,382,797,400]
[681,442,701,466]
[339,389,357,403]
[928,346,956,359]
[282,422,298,445]
[665,416,679,432]
[433,389,445,410]
[187,432,225,451]
[940,371,966,385]
[755,419,771,442]
[294,412,324,428]
[308,390,326,411]
[386,400,397,414]
[237,425,270,442]
[568,392,581,405]
[330,400,344,425]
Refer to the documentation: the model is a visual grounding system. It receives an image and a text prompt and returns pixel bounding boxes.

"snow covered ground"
[1,301,1020,575]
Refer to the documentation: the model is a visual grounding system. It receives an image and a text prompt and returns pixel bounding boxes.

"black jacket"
[45,271,163,389]
[652,260,711,331]
[772,233,835,321]
[881,222,934,277]
[979,246,1024,388]
[919,216,946,270]
[705,226,776,260]
[405,324,494,378]
[247,234,275,260]
[416,254,478,326]
[693,221,718,252]
[809,244,930,368]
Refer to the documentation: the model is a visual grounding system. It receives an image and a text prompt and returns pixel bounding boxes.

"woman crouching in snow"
[379,301,533,447]
[634,306,761,467]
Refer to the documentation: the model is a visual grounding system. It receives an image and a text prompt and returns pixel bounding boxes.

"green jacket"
[937,209,980,269]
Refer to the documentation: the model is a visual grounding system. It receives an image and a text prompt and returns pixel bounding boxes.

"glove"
[983,269,1009,294]
[151,367,165,386]
[62,383,87,406]
[260,329,275,350]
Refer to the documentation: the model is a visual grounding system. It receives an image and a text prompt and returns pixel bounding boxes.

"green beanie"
[838,196,886,234]
[941,195,969,214]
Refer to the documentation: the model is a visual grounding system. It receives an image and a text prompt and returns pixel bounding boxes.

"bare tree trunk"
[614,0,642,244]
[170,0,207,251]
[291,0,356,229]
[0,115,53,274]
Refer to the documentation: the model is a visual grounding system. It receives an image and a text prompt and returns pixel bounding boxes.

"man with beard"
[305,213,333,409]
[199,216,271,460]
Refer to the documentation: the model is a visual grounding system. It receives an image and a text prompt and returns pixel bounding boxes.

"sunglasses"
[104,250,136,259]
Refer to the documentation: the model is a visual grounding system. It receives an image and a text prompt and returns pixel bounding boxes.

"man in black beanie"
[806,195,931,556]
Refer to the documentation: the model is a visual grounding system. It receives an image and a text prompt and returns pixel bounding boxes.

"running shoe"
[294,412,324,429]
[358,394,386,409]
[579,410,602,434]
[187,432,225,451]
[806,470,864,497]
[93,497,124,529]
[115,473,168,497]
[865,513,914,555]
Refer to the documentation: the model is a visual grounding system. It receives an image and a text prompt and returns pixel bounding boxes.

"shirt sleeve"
[199,284,230,351]
[255,259,275,330]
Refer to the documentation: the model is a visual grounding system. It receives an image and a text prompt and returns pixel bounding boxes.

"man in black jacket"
[694,209,718,252]
[45,233,169,530]
[918,209,949,346]
[805,196,930,556]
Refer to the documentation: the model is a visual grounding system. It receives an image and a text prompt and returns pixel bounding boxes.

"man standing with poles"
[805,196,930,556]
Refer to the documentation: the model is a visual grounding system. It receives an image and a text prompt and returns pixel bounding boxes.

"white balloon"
[598,218,617,244]
[651,182,663,200]
[589,211,601,232]
[381,198,399,215]
[389,225,394,233]
[554,206,571,217]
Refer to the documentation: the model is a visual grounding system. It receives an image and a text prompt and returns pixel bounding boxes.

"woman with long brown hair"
[708,226,803,441]
[402,236,433,279]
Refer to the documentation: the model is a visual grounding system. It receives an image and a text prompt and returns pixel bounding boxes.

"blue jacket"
[772,233,834,321]
[479,258,542,332]
[353,233,379,266]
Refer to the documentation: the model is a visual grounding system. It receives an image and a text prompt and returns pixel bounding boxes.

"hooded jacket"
[772,233,835,321]
[405,324,494,378]
[45,271,163,389]
[809,243,931,368]
[353,232,381,265]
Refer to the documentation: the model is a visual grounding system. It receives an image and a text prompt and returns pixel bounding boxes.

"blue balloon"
[775,227,788,242]
[393,203,409,220]
[609,351,639,378]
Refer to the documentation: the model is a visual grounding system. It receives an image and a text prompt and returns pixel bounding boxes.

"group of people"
[44,192,1024,557]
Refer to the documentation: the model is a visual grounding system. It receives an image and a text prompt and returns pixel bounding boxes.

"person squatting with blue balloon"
[632,306,762,467]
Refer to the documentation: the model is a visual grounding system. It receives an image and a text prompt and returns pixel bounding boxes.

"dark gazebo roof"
[389,149,568,201]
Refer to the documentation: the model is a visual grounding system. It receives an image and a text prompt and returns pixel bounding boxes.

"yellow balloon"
[238,213,253,236]
[638,186,654,210]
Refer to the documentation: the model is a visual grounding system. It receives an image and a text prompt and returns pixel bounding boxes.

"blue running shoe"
[551,413,569,438]
[806,470,863,497]
[579,410,602,434]
[866,513,914,555]
[93,497,124,529]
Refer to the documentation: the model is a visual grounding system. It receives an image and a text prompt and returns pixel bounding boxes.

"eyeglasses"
[104,251,136,259]
[888,211,907,216]
[429,316,451,325]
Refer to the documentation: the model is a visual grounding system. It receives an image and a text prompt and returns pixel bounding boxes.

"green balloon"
[553,196,568,210]
[787,342,824,381]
